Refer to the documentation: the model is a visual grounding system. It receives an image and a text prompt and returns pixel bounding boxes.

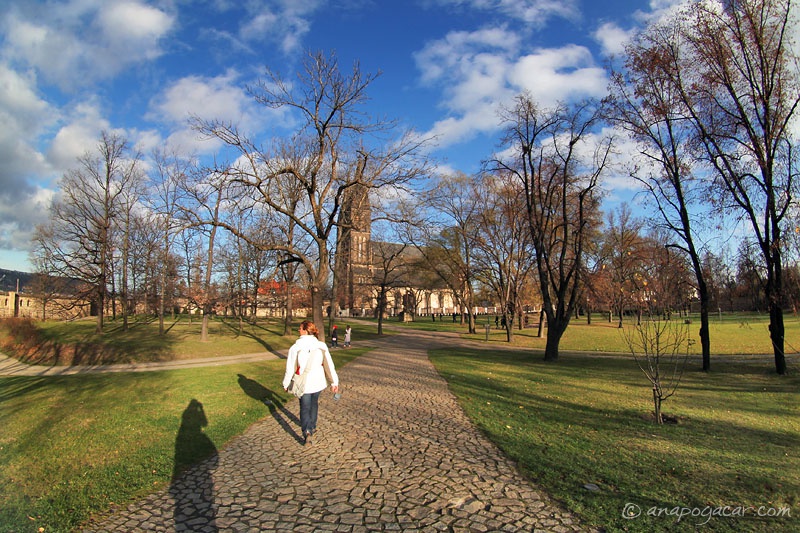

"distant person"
[283,320,340,446]
[343,325,352,348]
[330,325,339,347]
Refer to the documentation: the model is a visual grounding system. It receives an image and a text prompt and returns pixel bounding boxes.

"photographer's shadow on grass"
[237,373,302,444]
[170,399,218,532]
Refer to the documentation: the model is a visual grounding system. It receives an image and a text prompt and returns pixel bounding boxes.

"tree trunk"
[543,312,569,362]
[467,311,476,335]
[377,286,386,335]
[96,283,105,334]
[280,259,295,336]
[329,260,340,336]
[158,266,165,335]
[768,243,786,375]
[537,309,545,338]
[770,303,786,375]
[283,276,293,336]
[697,278,711,372]
[201,223,219,343]
[201,307,211,341]
[653,387,663,425]
[311,284,325,341]
[543,322,564,361]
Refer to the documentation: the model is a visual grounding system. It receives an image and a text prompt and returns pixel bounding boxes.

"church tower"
[334,183,372,314]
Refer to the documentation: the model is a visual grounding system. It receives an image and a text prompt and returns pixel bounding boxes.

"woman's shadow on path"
[170,399,219,532]
[237,374,303,444]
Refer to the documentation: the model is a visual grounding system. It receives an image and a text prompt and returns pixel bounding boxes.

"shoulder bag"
[288,349,313,398]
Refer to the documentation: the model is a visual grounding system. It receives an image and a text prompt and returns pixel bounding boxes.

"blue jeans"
[299,390,321,436]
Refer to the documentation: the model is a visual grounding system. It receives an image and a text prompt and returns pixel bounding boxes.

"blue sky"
[0,0,685,272]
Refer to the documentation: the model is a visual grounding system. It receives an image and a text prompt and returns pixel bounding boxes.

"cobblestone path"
[83,329,591,532]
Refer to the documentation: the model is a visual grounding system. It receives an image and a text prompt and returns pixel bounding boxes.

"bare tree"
[147,149,193,334]
[195,51,427,339]
[26,272,70,321]
[32,131,142,333]
[370,240,411,334]
[182,169,229,342]
[608,23,716,369]
[412,172,482,333]
[659,0,799,374]
[114,159,146,330]
[602,204,646,328]
[490,96,611,361]
[623,310,691,425]
[621,237,695,425]
[473,171,536,341]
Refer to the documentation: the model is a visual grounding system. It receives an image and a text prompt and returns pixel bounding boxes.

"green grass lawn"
[0,318,371,533]
[0,360,286,533]
[1,315,304,365]
[429,347,799,532]
[392,311,800,357]
[1,315,797,532]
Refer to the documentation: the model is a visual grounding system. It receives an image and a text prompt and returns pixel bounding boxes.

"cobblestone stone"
[80,329,594,532]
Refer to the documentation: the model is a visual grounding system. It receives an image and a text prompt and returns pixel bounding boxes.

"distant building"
[332,187,457,319]
[333,183,375,316]
[0,270,92,320]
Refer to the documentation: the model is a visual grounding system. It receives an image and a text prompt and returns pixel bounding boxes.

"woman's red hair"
[301,320,318,336]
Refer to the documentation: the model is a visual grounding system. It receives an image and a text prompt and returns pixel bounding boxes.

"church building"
[332,185,455,319]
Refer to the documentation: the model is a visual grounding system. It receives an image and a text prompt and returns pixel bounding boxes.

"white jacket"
[283,334,339,395]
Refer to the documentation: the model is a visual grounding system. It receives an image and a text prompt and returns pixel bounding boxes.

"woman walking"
[283,320,340,445]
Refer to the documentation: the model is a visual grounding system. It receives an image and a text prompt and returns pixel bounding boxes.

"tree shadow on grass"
[5,320,178,366]
[170,399,218,532]
[218,320,276,353]
[237,374,302,445]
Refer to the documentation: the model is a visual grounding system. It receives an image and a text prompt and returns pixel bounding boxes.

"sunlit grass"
[1,315,796,532]
[1,316,379,365]
[0,318,372,532]
[0,361,283,532]
[430,348,799,532]
[394,311,800,356]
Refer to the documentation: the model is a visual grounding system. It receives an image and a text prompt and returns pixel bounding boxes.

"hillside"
[0,269,33,292]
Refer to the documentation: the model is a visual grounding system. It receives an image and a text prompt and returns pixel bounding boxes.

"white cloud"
[0,59,60,265]
[150,72,252,126]
[0,64,57,199]
[429,0,579,26]
[96,1,174,61]
[415,28,609,149]
[509,45,608,102]
[0,186,54,250]
[0,64,54,144]
[594,22,634,57]
[146,71,291,154]
[415,27,520,85]
[239,0,323,54]
[3,17,85,91]
[46,101,113,170]
[2,0,174,91]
